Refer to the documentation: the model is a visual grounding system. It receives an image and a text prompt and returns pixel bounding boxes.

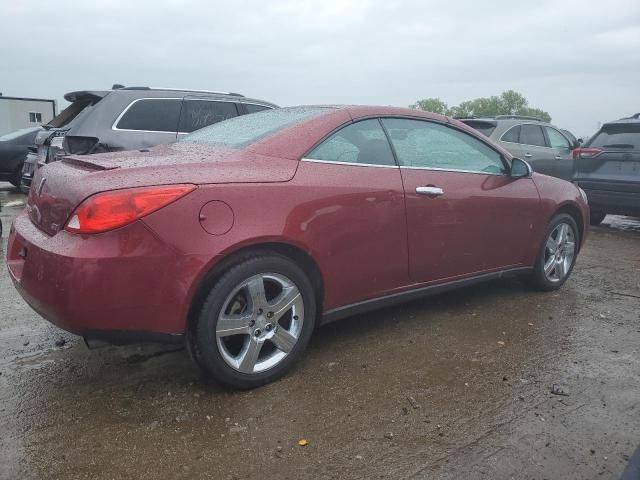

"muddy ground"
[1,181,639,480]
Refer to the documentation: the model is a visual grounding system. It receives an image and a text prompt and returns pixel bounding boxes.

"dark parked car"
[20,86,277,192]
[460,116,579,181]
[573,113,640,225]
[0,127,41,187]
[7,106,589,388]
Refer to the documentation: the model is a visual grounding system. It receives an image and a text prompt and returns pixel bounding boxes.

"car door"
[381,117,540,284]
[544,126,574,180]
[297,118,409,307]
[177,98,240,138]
[519,124,555,176]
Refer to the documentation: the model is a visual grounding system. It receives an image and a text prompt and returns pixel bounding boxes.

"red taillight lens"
[65,184,196,234]
[572,148,603,159]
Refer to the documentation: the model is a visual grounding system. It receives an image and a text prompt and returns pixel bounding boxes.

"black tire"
[590,211,606,226]
[528,213,579,291]
[9,167,22,188]
[192,253,316,389]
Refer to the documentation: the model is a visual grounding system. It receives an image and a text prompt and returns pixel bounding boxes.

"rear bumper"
[6,213,208,341]
[576,181,640,215]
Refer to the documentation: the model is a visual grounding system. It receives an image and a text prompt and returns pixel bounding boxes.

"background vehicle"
[7,106,588,389]
[573,113,640,225]
[459,115,579,181]
[20,86,277,192]
[0,127,41,188]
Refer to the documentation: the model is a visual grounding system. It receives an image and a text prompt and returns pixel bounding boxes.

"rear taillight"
[65,184,196,234]
[572,148,603,159]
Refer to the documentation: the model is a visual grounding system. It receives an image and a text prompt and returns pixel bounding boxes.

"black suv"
[573,113,640,225]
[20,86,277,192]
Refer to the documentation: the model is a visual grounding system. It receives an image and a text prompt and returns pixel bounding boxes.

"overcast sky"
[2,0,639,136]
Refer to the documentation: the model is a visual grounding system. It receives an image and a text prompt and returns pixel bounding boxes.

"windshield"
[589,124,640,150]
[180,107,331,148]
[46,97,100,129]
[0,127,40,141]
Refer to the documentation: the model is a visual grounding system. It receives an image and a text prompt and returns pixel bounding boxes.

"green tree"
[410,90,551,122]
[409,98,450,115]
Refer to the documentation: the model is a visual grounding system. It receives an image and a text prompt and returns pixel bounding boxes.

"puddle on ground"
[603,215,640,233]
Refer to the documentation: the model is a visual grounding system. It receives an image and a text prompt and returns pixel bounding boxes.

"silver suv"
[460,115,580,181]
[20,86,277,192]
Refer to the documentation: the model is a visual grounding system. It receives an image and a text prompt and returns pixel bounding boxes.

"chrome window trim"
[111,97,183,134]
[301,158,399,169]
[112,97,275,135]
[399,165,507,176]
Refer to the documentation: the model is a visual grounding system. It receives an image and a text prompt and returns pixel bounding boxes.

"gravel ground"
[1,182,639,480]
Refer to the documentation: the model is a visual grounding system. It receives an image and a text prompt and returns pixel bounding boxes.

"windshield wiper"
[602,143,635,149]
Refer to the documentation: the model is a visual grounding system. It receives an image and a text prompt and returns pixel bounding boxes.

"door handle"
[416,186,444,197]
[554,155,562,160]
[524,153,532,158]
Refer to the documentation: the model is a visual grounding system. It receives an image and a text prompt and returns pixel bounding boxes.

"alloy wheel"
[543,222,576,282]
[215,273,304,374]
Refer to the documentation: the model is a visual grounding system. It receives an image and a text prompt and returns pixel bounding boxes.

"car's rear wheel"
[590,211,606,226]
[192,254,316,389]
[9,167,22,188]
[529,213,579,291]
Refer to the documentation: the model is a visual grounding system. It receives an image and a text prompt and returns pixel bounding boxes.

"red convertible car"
[7,106,589,388]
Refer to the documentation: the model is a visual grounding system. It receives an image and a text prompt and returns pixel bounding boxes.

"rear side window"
[545,127,571,149]
[244,104,271,114]
[307,119,395,166]
[520,124,547,147]
[589,124,640,150]
[382,118,506,174]
[116,98,182,132]
[178,100,238,133]
[501,125,520,143]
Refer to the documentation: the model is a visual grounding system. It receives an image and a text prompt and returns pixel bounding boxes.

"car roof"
[64,87,277,108]
[604,113,640,126]
[457,115,547,125]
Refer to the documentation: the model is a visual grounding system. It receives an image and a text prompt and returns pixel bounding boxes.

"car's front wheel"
[529,213,579,291]
[192,254,316,389]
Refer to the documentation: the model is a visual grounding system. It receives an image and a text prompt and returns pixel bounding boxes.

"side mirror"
[572,140,581,149]
[510,157,532,178]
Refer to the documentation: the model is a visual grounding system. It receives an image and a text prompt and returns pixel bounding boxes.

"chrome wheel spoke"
[556,257,566,278]
[216,314,252,337]
[270,286,302,323]
[546,236,559,254]
[565,241,576,258]
[557,224,568,244]
[544,256,556,276]
[246,277,267,312]
[238,337,263,373]
[271,327,297,353]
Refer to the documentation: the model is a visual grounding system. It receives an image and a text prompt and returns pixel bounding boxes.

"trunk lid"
[25,143,298,236]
